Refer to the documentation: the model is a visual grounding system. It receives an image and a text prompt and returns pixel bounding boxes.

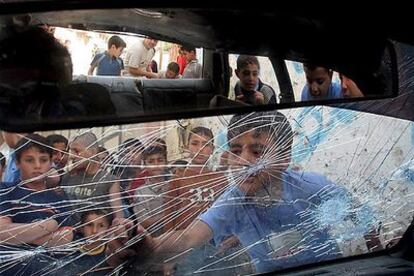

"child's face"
[187,134,214,165]
[166,69,178,79]
[109,45,124,58]
[183,50,196,62]
[52,142,68,169]
[228,130,288,195]
[16,147,52,183]
[304,67,332,97]
[81,213,110,238]
[340,74,364,98]
[235,63,260,91]
[144,153,167,176]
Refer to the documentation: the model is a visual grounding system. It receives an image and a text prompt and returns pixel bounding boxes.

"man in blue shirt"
[301,64,342,101]
[88,35,126,76]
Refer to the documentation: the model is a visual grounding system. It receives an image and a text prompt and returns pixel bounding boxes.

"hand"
[236,91,265,105]
[111,217,134,239]
[252,91,265,104]
[105,224,155,267]
[45,168,61,188]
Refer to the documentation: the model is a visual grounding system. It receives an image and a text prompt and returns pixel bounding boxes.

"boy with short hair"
[181,45,202,79]
[301,63,342,100]
[46,134,69,172]
[61,132,124,224]
[159,62,181,79]
[163,126,228,275]
[133,111,369,274]
[234,55,277,105]
[88,35,126,76]
[132,144,170,236]
[0,134,74,247]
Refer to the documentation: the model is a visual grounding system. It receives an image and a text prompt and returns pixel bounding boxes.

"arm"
[128,67,158,79]
[87,65,95,76]
[153,219,213,255]
[0,216,59,245]
[31,226,74,246]
[109,180,124,219]
[163,179,179,232]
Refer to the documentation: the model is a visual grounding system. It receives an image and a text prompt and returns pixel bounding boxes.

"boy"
[158,62,181,79]
[301,64,342,100]
[132,144,170,236]
[181,45,202,79]
[46,134,69,172]
[0,134,74,247]
[163,127,230,275]
[234,55,277,105]
[75,210,113,274]
[165,126,225,231]
[340,73,364,98]
[106,111,381,274]
[61,132,124,224]
[88,35,126,76]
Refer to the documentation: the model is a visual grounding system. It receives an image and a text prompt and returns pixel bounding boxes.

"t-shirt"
[177,55,187,75]
[166,168,225,230]
[124,41,156,72]
[2,152,20,183]
[60,170,118,222]
[90,52,124,76]
[182,59,202,78]
[0,181,73,227]
[133,172,170,236]
[301,82,342,101]
[199,170,344,273]
[234,79,277,104]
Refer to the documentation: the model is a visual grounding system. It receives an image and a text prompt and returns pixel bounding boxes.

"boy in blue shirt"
[108,111,380,274]
[301,64,342,101]
[88,35,126,76]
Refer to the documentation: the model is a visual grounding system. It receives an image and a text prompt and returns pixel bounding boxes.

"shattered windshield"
[0,106,413,275]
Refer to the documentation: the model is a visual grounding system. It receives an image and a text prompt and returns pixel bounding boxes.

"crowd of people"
[0,106,383,275]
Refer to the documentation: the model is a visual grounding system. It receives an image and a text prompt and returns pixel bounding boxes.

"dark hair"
[154,138,166,148]
[80,209,113,225]
[108,35,126,49]
[0,27,72,85]
[181,44,196,53]
[46,134,68,147]
[303,63,331,73]
[167,62,180,74]
[169,159,188,172]
[0,152,5,168]
[151,60,158,73]
[227,111,293,157]
[15,133,53,162]
[188,126,214,143]
[170,159,188,166]
[121,138,143,151]
[72,132,98,150]
[236,55,260,70]
[142,145,167,161]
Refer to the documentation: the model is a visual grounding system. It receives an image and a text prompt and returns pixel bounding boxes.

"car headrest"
[136,79,212,94]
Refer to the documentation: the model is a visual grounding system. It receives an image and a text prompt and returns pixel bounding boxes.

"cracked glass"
[0,106,413,275]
